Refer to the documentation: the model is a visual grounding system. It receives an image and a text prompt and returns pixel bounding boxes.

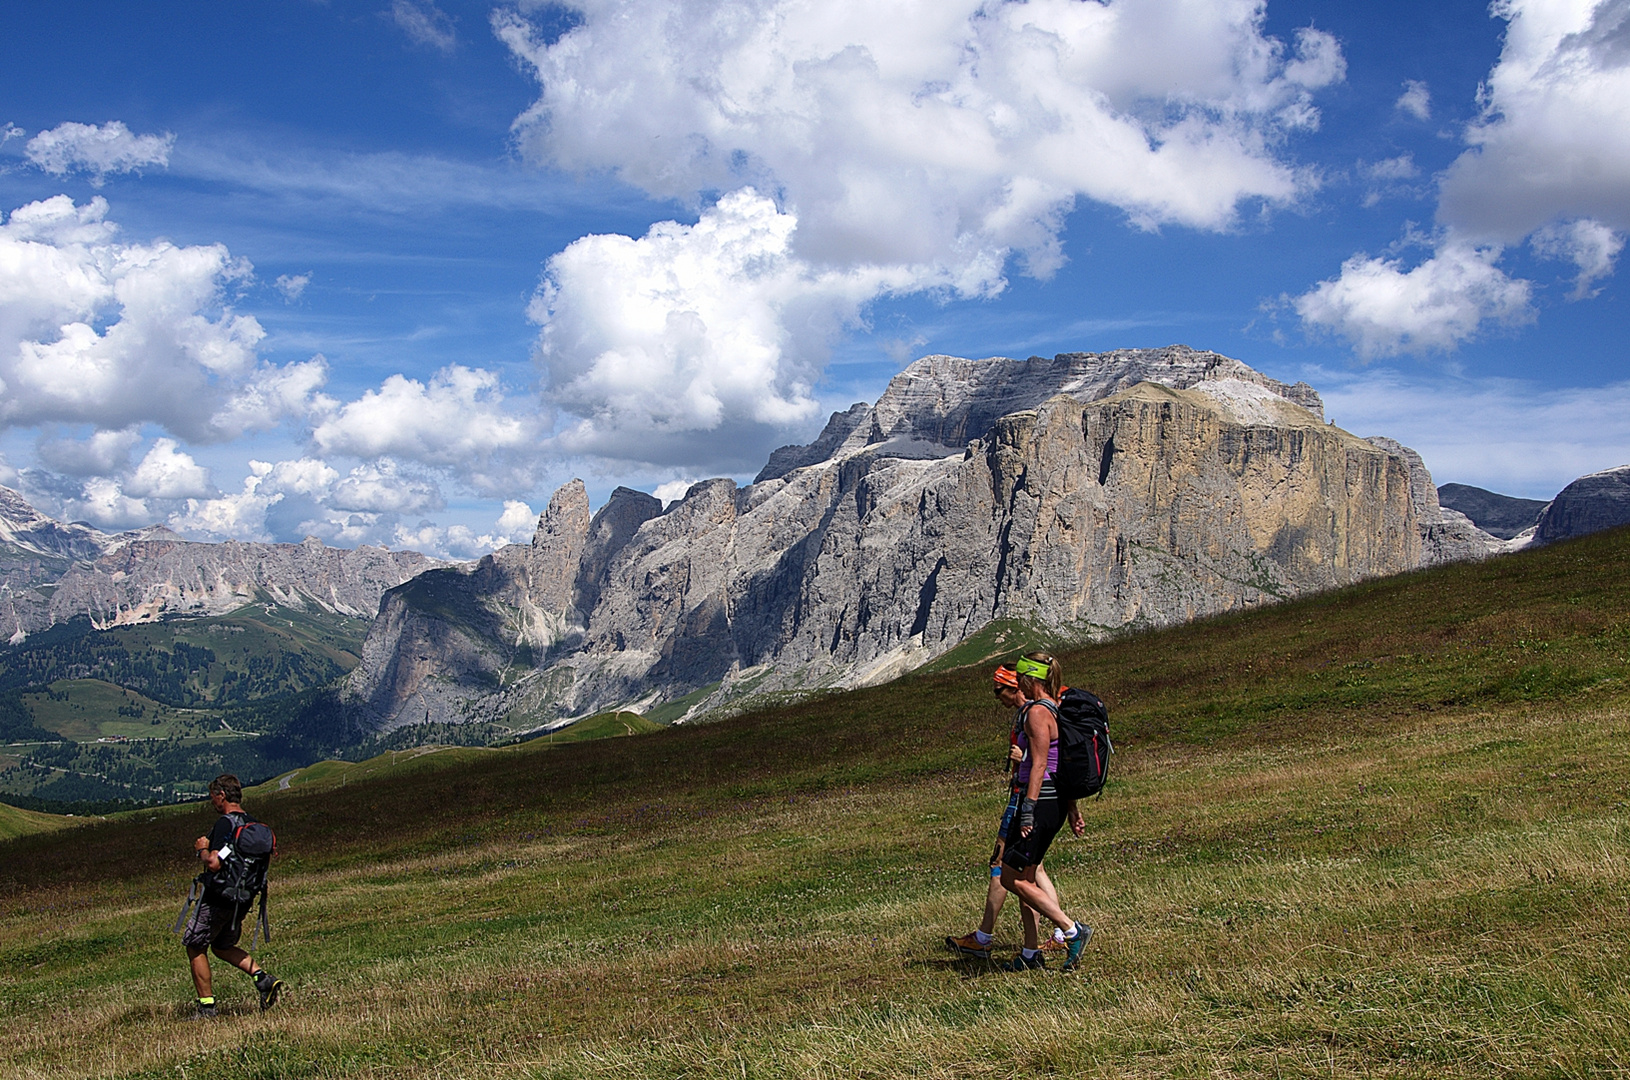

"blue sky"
[1,0,1625,556]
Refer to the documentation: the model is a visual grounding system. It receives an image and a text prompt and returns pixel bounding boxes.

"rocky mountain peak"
[343,346,1466,734]
[757,345,1325,484]
[1534,464,1630,544]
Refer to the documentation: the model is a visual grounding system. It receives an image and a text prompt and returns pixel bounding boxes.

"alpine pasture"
[4,527,1630,1078]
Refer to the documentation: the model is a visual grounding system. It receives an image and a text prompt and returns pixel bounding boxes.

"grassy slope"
[0,800,81,841]
[1,528,1628,1077]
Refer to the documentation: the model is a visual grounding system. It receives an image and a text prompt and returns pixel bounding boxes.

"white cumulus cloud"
[500,0,1343,465]
[25,121,174,184]
[311,364,540,491]
[651,479,698,507]
[66,476,151,531]
[1395,79,1431,121]
[125,438,215,500]
[534,189,927,463]
[1529,217,1625,298]
[330,459,443,514]
[0,195,320,442]
[1438,0,1630,243]
[1292,238,1534,357]
[274,273,310,301]
[209,357,332,441]
[1295,0,1628,355]
[495,499,536,543]
[171,456,450,548]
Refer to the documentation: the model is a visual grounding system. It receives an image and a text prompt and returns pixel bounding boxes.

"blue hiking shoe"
[1005,951,1046,972]
[1062,924,1092,971]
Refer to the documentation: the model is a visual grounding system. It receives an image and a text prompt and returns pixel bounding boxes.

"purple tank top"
[1013,700,1059,785]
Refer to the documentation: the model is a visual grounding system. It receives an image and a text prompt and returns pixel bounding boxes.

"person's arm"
[194,835,223,872]
[1067,800,1085,837]
[195,817,233,872]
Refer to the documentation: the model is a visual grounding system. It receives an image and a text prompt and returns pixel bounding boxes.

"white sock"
[974,930,992,945]
[1022,948,1040,959]
[1060,922,1080,940]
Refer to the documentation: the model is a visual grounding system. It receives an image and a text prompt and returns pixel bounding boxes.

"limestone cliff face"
[344,346,1451,731]
[342,480,592,728]
[1362,438,1508,564]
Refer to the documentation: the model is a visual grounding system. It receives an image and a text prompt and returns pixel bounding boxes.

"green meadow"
[3,527,1629,1078]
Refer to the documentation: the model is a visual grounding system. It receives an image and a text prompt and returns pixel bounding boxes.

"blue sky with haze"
[1,0,1625,557]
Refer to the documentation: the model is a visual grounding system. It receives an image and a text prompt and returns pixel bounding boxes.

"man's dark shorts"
[182,897,245,950]
[1001,793,1065,872]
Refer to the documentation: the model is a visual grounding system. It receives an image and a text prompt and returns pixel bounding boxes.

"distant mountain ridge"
[340,345,1505,733]
[1437,483,1548,540]
[0,489,440,642]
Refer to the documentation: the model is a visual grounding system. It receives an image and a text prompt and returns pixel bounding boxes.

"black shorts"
[1001,793,1065,873]
[182,897,244,950]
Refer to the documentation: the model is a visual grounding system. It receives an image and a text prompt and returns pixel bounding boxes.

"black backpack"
[1048,688,1113,800]
[212,812,276,907]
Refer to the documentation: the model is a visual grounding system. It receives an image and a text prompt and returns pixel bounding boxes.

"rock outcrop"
[343,346,1446,731]
[1533,464,1630,545]
[0,487,439,641]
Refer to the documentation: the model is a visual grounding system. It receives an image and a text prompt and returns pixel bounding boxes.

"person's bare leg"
[1001,865,1074,934]
[978,871,1007,934]
[1019,896,1041,949]
[188,947,212,999]
[213,944,258,978]
[1036,864,1061,914]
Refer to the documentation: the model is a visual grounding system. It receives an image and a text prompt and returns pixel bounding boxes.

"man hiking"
[944,664,1069,959]
[999,651,1091,972]
[181,774,283,1018]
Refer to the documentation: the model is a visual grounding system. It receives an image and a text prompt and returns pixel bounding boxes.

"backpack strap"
[246,885,271,951]
[171,874,204,934]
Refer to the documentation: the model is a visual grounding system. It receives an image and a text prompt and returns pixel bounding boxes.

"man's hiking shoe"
[1040,935,1066,953]
[1062,925,1093,972]
[945,932,992,958]
[188,1002,218,1020]
[255,973,284,1011]
[1005,951,1046,972]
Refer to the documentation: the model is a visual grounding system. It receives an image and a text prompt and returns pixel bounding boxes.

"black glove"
[1018,797,1037,833]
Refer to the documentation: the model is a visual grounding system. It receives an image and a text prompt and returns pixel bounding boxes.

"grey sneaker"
[189,1001,218,1020]
[255,972,284,1011]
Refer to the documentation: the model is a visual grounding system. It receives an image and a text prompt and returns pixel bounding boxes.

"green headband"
[1015,657,1051,680]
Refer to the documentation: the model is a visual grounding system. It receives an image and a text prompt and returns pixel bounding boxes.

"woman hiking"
[944,663,1069,959]
[999,650,1091,972]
